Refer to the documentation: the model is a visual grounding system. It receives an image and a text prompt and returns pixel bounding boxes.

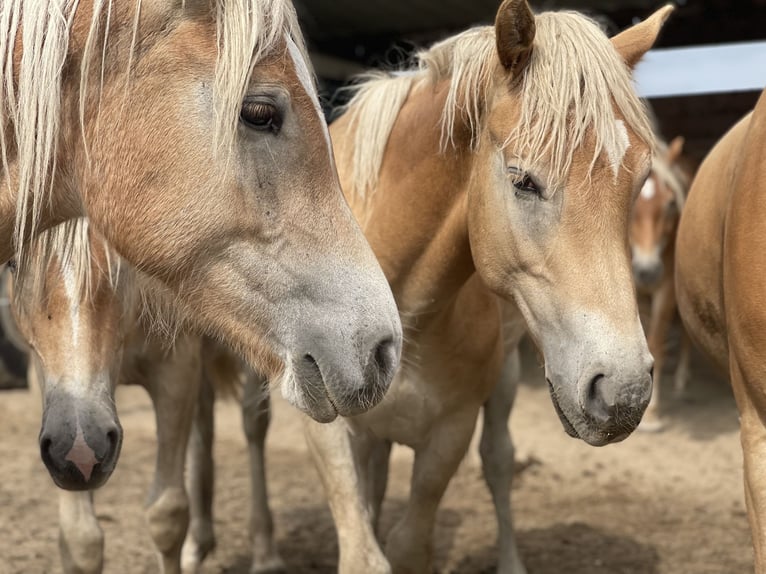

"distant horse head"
[630,137,688,290]
[8,221,127,490]
[0,1,402,421]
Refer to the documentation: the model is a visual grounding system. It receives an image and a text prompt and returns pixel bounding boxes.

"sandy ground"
[0,336,751,574]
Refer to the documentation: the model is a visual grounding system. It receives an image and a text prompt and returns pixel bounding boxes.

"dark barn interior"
[294,0,766,165]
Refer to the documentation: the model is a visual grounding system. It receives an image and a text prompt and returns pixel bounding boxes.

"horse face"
[630,172,679,290]
[468,0,671,446]
[9,236,124,490]
[74,5,401,422]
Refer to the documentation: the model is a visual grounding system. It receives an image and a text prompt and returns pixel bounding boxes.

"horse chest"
[358,357,490,447]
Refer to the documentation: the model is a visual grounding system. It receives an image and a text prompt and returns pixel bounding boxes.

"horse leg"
[366,438,392,535]
[674,326,692,398]
[241,369,284,574]
[181,369,216,574]
[728,352,766,572]
[640,276,676,432]
[144,338,201,574]
[479,347,527,574]
[58,490,104,574]
[385,409,478,574]
[303,417,389,574]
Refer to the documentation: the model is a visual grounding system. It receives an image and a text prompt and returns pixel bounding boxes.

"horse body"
[630,137,691,430]
[305,2,669,572]
[0,0,402,423]
[676,91,766,567]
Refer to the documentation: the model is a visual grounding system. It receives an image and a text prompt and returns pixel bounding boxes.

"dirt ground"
[0,336,752,574]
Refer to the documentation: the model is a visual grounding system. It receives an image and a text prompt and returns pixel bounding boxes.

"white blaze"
[607,120,630,178]
[640,178,656,200]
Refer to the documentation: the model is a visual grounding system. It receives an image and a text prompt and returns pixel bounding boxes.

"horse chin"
[280,361,339,423]
[547,380,631,447]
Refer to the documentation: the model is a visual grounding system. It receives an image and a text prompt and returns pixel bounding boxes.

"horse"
[6,219,201,573]
[5,220,283,574]
[629,136,692,431]
[303,2,671,572]
[675,88,766,570]
[0,0,402,425]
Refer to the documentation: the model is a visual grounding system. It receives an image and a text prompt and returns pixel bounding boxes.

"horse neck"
[343,80,477,317]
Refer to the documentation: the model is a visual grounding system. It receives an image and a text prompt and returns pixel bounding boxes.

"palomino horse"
[630,136,692,430]
[676,89,766,570]
[0,1,401,424]
[5,220,282,574]
[304,2,671,572]
[6,220,201,573]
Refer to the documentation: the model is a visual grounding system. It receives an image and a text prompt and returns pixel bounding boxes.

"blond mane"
[345,11,656,199]
[0,0,306,270]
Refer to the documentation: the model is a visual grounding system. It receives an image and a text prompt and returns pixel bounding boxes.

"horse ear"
[611,4,674,69]
[667,136,685,164]
[495,0,536,74]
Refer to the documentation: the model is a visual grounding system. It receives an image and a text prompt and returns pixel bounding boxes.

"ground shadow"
[452,522,659,574]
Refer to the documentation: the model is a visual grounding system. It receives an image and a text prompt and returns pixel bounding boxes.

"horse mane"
[344,11,656,200]
[21,216,189,347]
[0,0,306,270]
[16,218,107,313]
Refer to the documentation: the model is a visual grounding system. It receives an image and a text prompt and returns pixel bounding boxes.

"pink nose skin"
[64,425,98,482]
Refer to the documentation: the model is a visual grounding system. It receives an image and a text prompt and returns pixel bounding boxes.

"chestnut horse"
[630,136,691,430]
[304,2,671,573]
[0,0,401,424]
[676,89,766,570]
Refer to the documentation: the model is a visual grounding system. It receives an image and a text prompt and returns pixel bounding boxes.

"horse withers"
[676,89,766,570]
[304,2,672,572]
[0,0,401,423]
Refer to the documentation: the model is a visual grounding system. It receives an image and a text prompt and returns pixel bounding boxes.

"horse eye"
[508,167,542,198]
[7,259,16,273]
[240,102,281,133]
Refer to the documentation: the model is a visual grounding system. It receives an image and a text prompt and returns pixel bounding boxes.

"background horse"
[676,88,766,570]
[0,0,401,423]
[304,2,670,572]
[6,220,283,574]
[6,220,201,573]
[630,136,692,430]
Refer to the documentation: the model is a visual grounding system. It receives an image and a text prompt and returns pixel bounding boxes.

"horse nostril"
[372,337,397,376]
[39,435,52,457]
[106,428,119,450]
[585,374,613,423]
